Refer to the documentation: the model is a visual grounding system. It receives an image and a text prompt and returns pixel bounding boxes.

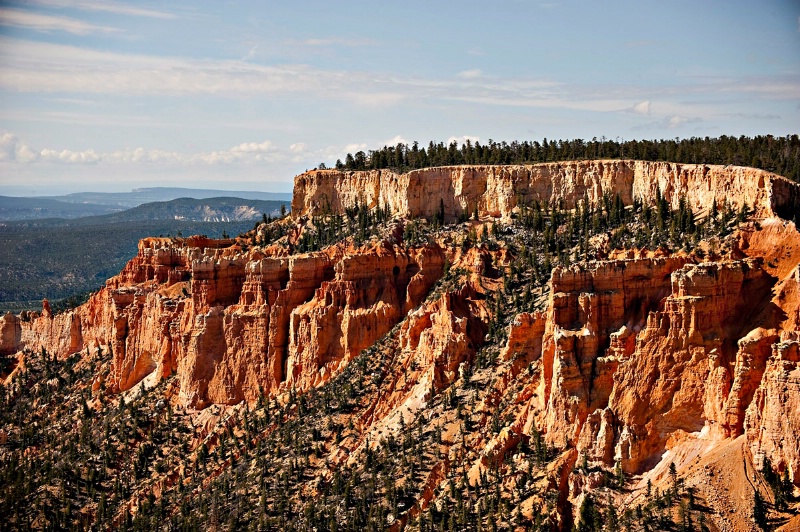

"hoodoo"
[2,160,799,530]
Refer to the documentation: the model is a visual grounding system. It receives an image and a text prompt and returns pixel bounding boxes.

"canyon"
[1,160,799,530]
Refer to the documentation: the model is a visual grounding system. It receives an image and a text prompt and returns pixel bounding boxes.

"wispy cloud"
[0,38,320,95]
[0,7,119,35]
[632,114,703,131]
[725,112,780,120]
[1,37,797,122]
[457,69,483,80]
[241,45,258,61]
[0,132,353,167]
[632,100,651,115]
[30,0,176,19]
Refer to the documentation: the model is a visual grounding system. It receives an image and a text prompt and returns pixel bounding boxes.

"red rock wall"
[16,237,445,409]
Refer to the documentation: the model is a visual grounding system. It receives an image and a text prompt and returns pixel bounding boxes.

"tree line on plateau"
[325,135,800,183]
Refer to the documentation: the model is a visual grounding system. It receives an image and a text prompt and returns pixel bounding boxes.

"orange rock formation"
[5,161,800,525]
[293,160,799,221]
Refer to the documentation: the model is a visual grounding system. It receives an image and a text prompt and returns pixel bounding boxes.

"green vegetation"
[295,202,393,252]
[0,192,791,531]
[3,197,287,227]
[0,197,289,313]
[333,134,800,182]
[0,220,258,313]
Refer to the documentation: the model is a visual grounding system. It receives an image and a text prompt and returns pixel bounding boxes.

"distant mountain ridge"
[0,195,125,220]
[67,196,286,225]
[0,187,292,221]
[49,187,292,207]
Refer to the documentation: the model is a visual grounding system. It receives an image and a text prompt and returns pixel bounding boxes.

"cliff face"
[16,236,444,409]
[293,160,800,221]
[0,312,21,356]
[4,161,800,529]
[502,254,793,474]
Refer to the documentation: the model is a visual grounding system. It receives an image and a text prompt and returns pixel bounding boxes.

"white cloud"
[447,135,481,146]
[632,100,651,115]
[30,0,176,19]
[0,7,119,35]
[349,92,409,107]
[230,140,275,154]
[0,133,19,161]
[40,147,100,163]
[0,134,338,168]
[633,114,703,132]
[666,115,703,128]
[457,69,483,80]
[668,115,686,128]
[0,132,39,162]
[16,143,39,163]
[344,143,367,154]
[382,135,408,147]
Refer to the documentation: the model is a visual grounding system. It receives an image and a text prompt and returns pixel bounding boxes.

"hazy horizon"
[0,183,295,197]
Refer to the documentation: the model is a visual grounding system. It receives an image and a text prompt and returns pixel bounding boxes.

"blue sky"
[0,0,798,194]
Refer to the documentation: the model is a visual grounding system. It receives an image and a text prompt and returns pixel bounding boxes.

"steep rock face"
[364,279,490,438]
[501,247,800,490]
[610,260,776,472]
[293,161,800,221]
[285,244,444,392]
[516,256,692,452]
[0,312,21,356]
[501,311,546,363]
[16,237,445,409]
[7,161,799,517]
[745,341,800,484]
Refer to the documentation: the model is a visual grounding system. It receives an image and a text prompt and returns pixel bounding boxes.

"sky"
[0,1,798,195]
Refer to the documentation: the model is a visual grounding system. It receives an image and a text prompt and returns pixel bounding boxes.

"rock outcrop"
[293,160,800,221]
[0,311,21,356]
[5,161,799,529]
[15,236,444,409]
[503,244,800,488]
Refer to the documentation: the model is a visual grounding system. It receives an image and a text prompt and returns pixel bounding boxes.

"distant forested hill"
[48,187,292,207]
[0,196,125,220]
[0,193,290,222]
[6,197,287,226]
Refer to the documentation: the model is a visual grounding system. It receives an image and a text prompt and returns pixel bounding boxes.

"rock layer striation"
[293,160,800,221]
